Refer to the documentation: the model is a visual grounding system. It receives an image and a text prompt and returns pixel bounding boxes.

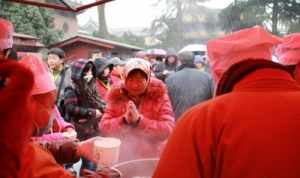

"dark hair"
[156,56,163,62]
[7,48,19,61]
[128,69,148,80]
[83,62,94,74]
[5,48,19,61]
[91,49,101,54]
[94,58,114,77]
[178,51,194,64]
[48,48,65,59]
[89,49,102,58]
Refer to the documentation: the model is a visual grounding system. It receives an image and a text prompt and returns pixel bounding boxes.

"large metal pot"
[112,158,159,178]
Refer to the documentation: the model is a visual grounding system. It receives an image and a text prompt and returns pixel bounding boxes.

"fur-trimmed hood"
[108,77,167,102]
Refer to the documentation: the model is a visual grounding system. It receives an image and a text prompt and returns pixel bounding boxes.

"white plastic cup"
[93,137,121,168]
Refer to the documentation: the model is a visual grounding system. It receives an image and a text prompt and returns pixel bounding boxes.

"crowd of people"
[2,16,300,178]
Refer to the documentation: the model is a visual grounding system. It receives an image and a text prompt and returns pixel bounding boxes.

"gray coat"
[165,67,214,120]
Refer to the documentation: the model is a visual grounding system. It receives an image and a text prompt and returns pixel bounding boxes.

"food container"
[94,137,121,168]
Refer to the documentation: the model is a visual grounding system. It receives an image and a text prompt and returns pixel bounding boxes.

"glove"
[40,138,80,164]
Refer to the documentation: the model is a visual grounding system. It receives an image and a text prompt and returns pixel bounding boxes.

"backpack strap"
[56,66,69,105]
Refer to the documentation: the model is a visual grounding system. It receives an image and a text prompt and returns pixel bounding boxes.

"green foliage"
[219,1,266,32]
[149,0,209,50]
[219,0,300,34]
[0,0,63,45]
[149,16,178,49]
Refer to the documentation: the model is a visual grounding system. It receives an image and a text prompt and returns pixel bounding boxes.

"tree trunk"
[97,4,109,37]
[271,0,279,34]
[176,0,183,50]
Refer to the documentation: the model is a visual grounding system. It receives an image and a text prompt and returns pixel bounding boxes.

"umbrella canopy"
[146,48,167,57]
[135,50,147,58]
[8,0,114,12]
[179,44,207,53]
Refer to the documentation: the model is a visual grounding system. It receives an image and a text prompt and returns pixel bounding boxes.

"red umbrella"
[135,50,147,58]
[147,49,167,57]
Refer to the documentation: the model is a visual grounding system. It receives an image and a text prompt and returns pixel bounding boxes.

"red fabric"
[0,60,74,178]
[19,55,56,95]
[96,74,122,101]
[276,33,300,65]
[154,68,300,178]
[111,74,122,85]
[19,143,74,178]
[0,60,34,178]
[111,69,124,81]
[52,106,74,132]
[99,78,175,161]
[0,18,13,50]
[207,26,281,82]
[96,79,108,100]
[294,63,300,84]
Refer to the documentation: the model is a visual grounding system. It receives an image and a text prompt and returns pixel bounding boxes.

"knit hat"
[124,58,151,80]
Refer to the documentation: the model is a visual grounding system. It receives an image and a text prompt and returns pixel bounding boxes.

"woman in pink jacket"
[99,58,175,161]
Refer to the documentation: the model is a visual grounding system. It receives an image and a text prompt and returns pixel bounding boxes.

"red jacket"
[0,60,34,178]
[99,78,175,161]
[154,61,300,178]
[96,79,110,100]
[19,143,74,178]
[96,75,121,101]
[111,69,124,81]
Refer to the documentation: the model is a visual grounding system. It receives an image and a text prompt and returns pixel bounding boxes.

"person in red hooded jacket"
[0,18,33,178]
[0,55,108,178]
[154,26,300,178]
[0,59,34,178]
[276,33,300,84]
[94,57,116,101]
[99,58,175,162]
[110,57,125,82]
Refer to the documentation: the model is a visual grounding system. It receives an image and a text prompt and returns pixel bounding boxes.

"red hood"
[216,59,292,96]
